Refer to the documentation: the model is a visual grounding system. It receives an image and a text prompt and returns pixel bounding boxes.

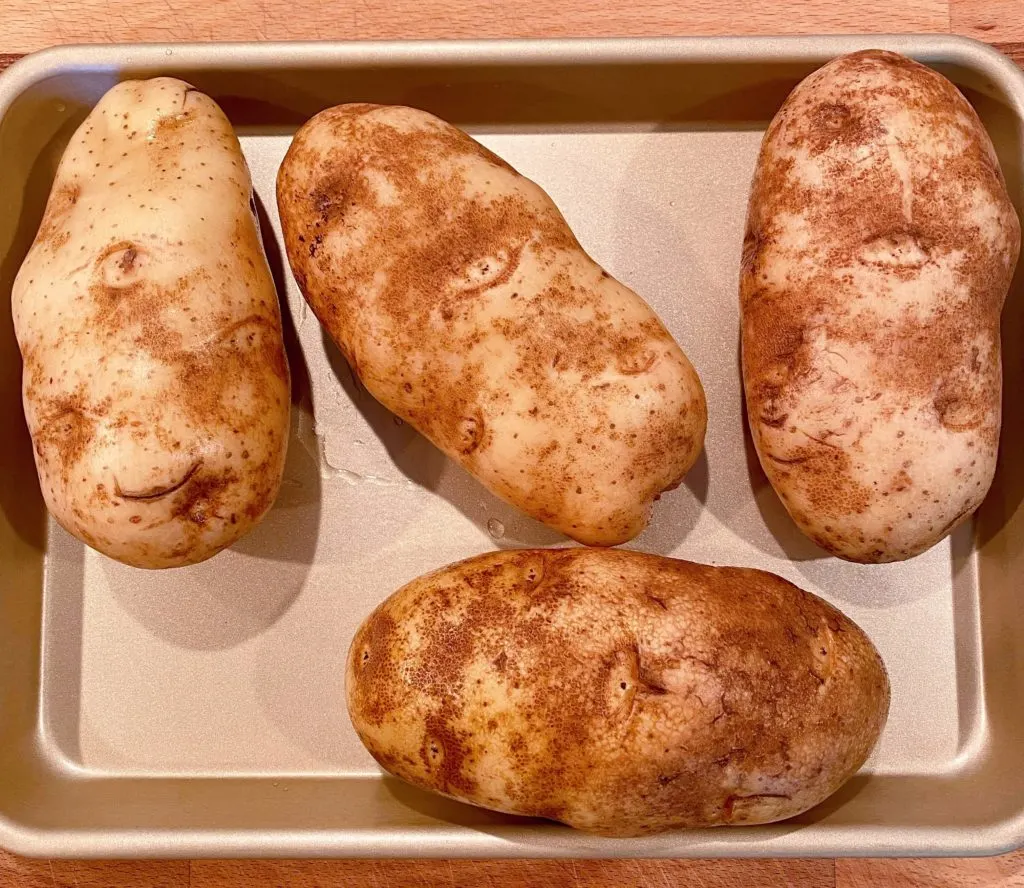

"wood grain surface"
[2,852,1024,887]
[0,0,952,48]
[1,0,1023,885]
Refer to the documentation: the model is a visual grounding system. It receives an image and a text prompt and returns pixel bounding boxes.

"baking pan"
[0,36,1022,859]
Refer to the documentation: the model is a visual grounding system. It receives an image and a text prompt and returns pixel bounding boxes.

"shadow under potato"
[785,774,874,827]
[627,448,710,557]
[103,193,321,652]
[741,404,829,564]
[103,421,320,653]
[380,772,838,847]
[318,319,712,552]
[0,111,87,554]
[101,438,315,652]
[380,775,550,831]
[735,339,829,564]
[319,327,569,550]
[968,84,1024,551]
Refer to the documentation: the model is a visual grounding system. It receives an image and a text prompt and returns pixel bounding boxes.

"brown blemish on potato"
[420,714,478,796]
[153,104,195,138]
[617,348,658,376]
[34,182,81,251]
[170,470,236,526]
[451,242,526,297]
[858,230,932,270]
[96,239,149,288]
[89,251,194,361]
[456,413,484,455]
[117,245,139,272]
[168,314,289,434]
[240,461,282,523]
[724,792,793,824]
[385,191,556,324]
[33,389,108,481]
[349,610,402,728]
[768,441,871,520]
[933,387,983,432]
[806,101,884,156]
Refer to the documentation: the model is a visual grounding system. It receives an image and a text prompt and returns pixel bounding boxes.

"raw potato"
[277,105,706,546]
[742,50,1020,562]
[346,548,889,836]
[12,78,291,569]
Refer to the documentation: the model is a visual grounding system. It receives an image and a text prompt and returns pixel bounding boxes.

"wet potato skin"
[13,78,291,568]
[277,104,707,546]
[346,548,889,836]
[742,51,1020,563]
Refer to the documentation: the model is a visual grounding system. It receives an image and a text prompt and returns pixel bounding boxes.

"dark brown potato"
[346,548,890,835]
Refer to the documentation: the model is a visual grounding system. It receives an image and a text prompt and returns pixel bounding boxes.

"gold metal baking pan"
[0,36,1022,858]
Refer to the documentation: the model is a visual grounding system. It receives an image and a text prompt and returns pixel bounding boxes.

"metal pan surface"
[0,35,1022,858]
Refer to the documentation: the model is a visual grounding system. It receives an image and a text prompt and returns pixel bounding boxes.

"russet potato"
[346,548,889,836]
[13,78,290,568]
[742,51,1020,562]
[277,104,706,546]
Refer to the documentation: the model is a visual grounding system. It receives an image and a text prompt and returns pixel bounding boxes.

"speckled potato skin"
[346,548,889,836]
[12,78,290,568]
[278,104,706,546]
[742,51,1021,563]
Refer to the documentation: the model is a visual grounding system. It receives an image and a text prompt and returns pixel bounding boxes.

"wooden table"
[1,0,1023,885]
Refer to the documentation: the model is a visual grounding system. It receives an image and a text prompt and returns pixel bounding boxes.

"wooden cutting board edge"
[0,41,1021,73]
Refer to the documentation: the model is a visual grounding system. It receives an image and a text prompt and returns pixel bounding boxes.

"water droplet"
[165,49,173,56]
[487,518,505,539]
[393,416,404,427]
[55,103,66,114]
[668,200,676,207]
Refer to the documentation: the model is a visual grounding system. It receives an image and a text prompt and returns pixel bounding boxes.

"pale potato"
[742,50,1020,563]
[346,548,889,836]
[277,104,706,546]
[13,78,290,568]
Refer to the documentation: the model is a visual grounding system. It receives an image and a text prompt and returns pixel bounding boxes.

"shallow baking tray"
[1,35,1023,859]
